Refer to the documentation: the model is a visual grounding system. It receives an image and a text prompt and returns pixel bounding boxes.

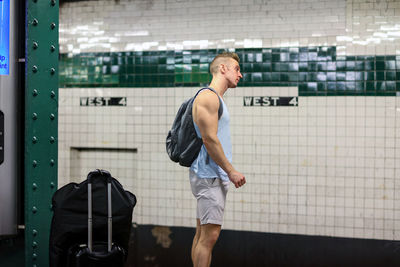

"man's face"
[224,58,243,88]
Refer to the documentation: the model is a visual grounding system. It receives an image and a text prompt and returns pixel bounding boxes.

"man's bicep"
[196,104,218,136]
[195,97,219,138]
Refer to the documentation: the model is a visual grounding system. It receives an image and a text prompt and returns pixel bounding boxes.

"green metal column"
[25,0,59,266]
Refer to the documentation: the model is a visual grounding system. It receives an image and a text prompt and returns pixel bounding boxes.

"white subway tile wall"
[59,0,400,55]
[59,0,400,240]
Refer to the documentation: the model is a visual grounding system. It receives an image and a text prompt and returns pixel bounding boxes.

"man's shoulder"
[196,88,219,102]
[193,89,220,114]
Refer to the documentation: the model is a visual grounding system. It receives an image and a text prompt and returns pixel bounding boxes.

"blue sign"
[0,0,9,75]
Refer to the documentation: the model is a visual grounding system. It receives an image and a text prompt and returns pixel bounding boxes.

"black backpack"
[166,87,223,167]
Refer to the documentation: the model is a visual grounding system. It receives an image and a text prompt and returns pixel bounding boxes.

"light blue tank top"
[190,92,232,181]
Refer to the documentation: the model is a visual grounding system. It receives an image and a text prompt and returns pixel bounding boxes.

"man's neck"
[209,78,228,97]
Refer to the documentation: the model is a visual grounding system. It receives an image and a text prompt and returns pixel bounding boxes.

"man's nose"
[238,72,243,78]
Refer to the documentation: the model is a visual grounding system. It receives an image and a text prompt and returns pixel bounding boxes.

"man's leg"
[193,223,221,267]
[191,219,201,264]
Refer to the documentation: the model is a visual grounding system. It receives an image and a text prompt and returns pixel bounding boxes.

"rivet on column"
[50,113,55,120]
[50,136,55,143]
[32,89,38,96]
[51,91,56,98]
[32,136,38,143]
[32,241,38,248]
[32,113,38,120]
[32,230,38,236]
[33,42,38,49]
[50,23,56,29]
[32,207,37,214]
[50,159,55,166]
[50,68,55,75]
[50,45,56,52]
[32,183,38,190]
[50,182,55,189]
[32,66,38,73]
[32,160,37,167]
[32,19,38,26]
[51,0,56,6]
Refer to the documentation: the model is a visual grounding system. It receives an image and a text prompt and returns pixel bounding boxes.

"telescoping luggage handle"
[87,169,113,252]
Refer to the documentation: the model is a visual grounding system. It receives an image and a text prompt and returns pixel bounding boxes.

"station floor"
[0,235,24,267]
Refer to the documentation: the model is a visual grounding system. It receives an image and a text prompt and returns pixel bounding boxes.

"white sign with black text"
[243,96,298,107]
[80,97,127,106]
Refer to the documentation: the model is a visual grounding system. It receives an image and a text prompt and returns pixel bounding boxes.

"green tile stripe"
[59,47,400,96]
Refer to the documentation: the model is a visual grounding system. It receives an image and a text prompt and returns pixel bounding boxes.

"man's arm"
[193,90,246,188]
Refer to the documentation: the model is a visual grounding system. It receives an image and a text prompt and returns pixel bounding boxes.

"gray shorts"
[189,170,230,225]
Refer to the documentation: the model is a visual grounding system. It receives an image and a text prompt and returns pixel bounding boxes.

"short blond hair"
[209,52,240,75]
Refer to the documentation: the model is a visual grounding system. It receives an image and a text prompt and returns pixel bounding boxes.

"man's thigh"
[189,171,229,225]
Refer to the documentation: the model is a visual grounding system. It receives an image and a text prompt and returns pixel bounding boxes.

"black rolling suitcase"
[50,169,136,267]
[67,170,126,267]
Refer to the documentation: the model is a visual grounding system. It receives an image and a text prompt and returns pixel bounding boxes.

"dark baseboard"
[126,224,400,267]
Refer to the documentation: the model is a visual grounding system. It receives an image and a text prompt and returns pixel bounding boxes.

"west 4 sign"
[80,97,127,106]
[243,96,298,106]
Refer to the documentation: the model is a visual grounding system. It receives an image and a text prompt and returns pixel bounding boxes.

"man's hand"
[228,170,246,188]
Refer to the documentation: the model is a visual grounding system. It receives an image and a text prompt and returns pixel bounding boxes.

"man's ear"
[220,63,227,74]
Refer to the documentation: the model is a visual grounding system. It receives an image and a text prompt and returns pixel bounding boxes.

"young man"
[190,52,246,267]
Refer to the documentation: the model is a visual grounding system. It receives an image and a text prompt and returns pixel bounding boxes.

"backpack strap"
[194,87,223,119]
